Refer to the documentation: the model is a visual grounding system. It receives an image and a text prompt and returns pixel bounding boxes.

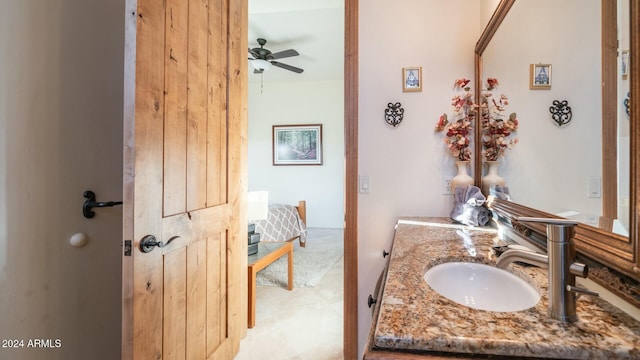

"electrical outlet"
[442,176,453,194]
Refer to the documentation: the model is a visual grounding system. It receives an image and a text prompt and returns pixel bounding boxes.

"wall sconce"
[384,102,404,127]
[549,100,572,127]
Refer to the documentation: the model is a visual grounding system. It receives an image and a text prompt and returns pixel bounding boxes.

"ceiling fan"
[248,38,304,74]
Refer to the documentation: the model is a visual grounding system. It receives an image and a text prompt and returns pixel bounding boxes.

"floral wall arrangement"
[435,78,476,161]
[480,78,519,161]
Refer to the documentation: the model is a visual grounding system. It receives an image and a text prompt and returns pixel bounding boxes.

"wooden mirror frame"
[475,0,640,307]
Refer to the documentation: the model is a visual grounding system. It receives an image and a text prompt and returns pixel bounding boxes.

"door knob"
[367,294,376,308]
[139,235,180,253]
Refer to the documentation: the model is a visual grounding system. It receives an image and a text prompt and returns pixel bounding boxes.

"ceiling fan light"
[251,59,272,71]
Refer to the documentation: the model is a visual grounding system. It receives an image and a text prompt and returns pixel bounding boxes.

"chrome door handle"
[139,235,180,253]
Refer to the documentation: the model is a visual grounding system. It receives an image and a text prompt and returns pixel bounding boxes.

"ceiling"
[248,0,344,83]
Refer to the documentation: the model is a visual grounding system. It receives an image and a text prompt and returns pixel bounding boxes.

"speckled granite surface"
[373,217,640,359]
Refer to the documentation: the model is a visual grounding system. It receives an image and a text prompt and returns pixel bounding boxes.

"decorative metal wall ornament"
[624,91,630,118]
[549,100,573,127]
[384,102,404,127]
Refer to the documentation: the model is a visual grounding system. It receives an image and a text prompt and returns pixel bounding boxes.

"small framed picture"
[272,124,323,166]
[529,64,552,90]
[402,67,422,92]
[621,50,629,79]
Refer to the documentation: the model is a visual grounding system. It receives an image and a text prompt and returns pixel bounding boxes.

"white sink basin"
[424,262,540,312]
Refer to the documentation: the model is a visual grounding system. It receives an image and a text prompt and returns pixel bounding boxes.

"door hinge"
[123,240,132,256]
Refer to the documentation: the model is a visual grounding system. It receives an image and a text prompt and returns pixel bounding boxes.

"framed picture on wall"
[529,64,552,90]
[402,66,422,92]
[272,124,323,166]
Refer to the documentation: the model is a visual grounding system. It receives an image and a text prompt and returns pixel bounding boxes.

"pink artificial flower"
[481,90,519,161]
[436,78,475,161]
[487,78,499,90]
[454,78,470,88]
[435,114,448,132]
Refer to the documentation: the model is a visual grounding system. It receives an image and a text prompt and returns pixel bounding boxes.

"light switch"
[588,176,601,198]
[359,175,370,194]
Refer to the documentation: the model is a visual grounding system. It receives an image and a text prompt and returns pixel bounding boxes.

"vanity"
[363,218,640,359]
[362,1,640,357]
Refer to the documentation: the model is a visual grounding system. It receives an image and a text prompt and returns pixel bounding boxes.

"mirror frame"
[476,0,640,306]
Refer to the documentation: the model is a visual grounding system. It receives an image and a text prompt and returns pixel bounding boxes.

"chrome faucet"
[496,217,598,322]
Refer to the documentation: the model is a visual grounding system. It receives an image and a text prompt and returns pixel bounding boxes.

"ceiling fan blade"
[248,47,259,58]
[271,61,304,74]
[267,49,299,60]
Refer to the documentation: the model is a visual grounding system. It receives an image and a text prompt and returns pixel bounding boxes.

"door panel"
[186,0,210,211]
[123,0,247,358]
[186,239,207,359]
[163,247,187,359]
[207,232,227,355]
[162,0,188,217]
[207,0,229,208]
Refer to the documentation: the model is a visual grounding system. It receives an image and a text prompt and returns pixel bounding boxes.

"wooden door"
[122,0,247,358]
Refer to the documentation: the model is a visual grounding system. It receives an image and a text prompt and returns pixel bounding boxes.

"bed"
[254,200,307,247]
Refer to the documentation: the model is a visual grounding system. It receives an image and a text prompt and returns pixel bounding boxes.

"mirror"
[476,0,640,303]
[481,0,612,229]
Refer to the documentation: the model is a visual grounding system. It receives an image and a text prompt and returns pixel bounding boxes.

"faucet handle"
[515,217,578,226]
[569,262,588,278]
[567,284,599,298]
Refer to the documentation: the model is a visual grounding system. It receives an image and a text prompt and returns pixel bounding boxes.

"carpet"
[255,229,343,288]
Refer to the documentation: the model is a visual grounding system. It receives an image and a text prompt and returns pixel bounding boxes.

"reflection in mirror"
[617,0,631,235]
[480,0,628,234]
[478,0,640,306]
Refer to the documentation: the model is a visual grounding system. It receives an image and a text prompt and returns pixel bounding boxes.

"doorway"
[242,1,346,357]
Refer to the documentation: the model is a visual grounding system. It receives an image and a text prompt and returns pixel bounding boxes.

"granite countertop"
[373,217,640,359]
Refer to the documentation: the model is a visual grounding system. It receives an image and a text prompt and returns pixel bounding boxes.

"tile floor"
[235,228,344,360]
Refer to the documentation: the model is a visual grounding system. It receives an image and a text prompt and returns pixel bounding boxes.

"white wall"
[358,0,481,354]
[480,0,502,29]
[0,1,123,359]
[248,80,345,229]
[482,0,602,222]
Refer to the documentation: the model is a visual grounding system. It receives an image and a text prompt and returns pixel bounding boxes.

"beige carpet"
[256,230,343,287]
